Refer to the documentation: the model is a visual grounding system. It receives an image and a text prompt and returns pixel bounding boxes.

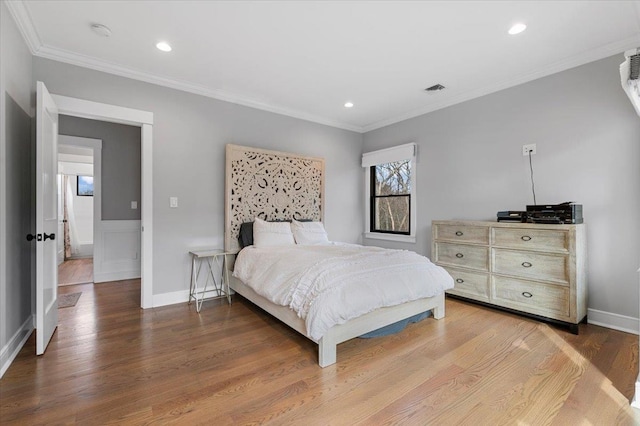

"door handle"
[26,233,54,241]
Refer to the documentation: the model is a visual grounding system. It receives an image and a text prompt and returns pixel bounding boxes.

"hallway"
[58,258,93,286]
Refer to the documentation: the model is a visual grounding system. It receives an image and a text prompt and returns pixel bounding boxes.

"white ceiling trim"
[5,0,41,55]
[363,35,640,132]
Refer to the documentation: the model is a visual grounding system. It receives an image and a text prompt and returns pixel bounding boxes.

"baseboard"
[632,376,640,410]
[70,243,93,258]
[0,315,34,379]
[94,270,141,283]
[152,288,232,308]
[587,308,639,335]
[153,290,189,308]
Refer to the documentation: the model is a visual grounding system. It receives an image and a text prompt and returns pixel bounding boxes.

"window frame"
[363,143,417,243]
[369,162,411,235]
[76,175,94,197]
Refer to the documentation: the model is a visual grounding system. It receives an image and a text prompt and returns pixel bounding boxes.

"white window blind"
[362,143,416,168]
[620,51,640,117]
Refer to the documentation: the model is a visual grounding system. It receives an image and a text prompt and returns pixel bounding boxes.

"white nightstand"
[188,248,233,312]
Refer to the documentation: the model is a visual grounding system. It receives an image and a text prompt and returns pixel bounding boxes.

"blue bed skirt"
[358,310,432,338]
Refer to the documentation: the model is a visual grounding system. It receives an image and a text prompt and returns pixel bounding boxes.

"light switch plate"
[169,197,178,208]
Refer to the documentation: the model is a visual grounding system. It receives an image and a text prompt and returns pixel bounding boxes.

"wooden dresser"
[432,220,587,333]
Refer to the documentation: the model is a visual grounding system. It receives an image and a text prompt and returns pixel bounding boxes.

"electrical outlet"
[522,143,537,156]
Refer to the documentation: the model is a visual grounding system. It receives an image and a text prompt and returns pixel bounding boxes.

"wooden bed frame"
[224,144,447,367]
[227,267,445,367]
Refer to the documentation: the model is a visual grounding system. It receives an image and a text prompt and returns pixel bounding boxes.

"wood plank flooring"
[1,280,638,425]
[58,258,93,286]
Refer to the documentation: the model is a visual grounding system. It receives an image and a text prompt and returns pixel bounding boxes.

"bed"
[224,144,453,367]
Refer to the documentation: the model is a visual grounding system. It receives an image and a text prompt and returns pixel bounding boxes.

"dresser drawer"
[493,228,569,252]
[434,243,489,271]
[433,224,489,244]
[492,276,570,318]
[443,267,490,302]
[493,248,569,284]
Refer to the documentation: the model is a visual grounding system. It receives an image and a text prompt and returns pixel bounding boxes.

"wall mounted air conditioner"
[621,48,640,117]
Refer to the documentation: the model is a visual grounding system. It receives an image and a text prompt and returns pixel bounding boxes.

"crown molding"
[362,35,640,133]
[4,0,41,55]
[35,45,363,133]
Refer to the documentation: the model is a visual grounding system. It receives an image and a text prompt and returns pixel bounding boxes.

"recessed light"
[508,23,527,35]
[156,41,172,52]
[90,23,112,38]
[344,102,354,108]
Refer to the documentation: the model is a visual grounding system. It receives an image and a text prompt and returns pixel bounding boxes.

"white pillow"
[291,219,329,245]
[253,218,295,248]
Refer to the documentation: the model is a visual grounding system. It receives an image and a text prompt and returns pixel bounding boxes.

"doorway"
[51,93,153,308]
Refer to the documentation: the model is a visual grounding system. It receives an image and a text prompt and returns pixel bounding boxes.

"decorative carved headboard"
[225,144,325,252]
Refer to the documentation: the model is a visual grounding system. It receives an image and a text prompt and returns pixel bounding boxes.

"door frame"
[52,94,154,308]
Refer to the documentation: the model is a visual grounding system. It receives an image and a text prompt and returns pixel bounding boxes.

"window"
[362,143,417,243]
[77,175,94,196]
[370,160,411,234]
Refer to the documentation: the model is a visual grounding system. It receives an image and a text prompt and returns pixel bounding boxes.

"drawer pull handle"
[456,253,464,258]
[456,278,464,283]
[455,231,463,236]
[522,262,532,268]
[521,236,532,241]
[522,292,533,298]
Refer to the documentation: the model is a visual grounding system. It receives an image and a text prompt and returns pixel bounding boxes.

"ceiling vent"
[425,84,445,92]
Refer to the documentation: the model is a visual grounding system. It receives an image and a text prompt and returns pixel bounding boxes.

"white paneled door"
[35,81,59,355]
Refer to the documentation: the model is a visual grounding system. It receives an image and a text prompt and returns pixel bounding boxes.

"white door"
[35,81,59,355]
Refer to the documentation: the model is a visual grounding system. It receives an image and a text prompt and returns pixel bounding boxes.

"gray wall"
[59,116,141,220]
[363,54,640,319]
[1,0,35,371]
[33,58,364,296]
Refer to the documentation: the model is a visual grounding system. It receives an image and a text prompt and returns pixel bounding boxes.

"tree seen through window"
[371,160,410,234]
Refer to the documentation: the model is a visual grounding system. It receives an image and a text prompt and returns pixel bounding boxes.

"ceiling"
[7,1,640,133]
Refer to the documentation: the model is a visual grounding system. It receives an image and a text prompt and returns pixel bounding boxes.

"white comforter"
[233,243,454,340]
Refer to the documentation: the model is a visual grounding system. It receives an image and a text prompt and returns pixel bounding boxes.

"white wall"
[58,160,94,257]
[69,177,94,245]
[61,171,94,245]
[363,54,640,327]
[33,57,364,298]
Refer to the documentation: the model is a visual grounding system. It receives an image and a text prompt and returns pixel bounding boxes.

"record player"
[526,202,583,224]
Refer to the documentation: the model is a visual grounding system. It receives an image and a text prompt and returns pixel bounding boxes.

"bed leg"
[433,295,446,320]
[318,336,336,368]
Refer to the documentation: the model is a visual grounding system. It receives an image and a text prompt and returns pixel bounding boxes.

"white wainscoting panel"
[94,220,141,283]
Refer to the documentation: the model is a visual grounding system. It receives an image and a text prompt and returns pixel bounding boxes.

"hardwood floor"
[1,281,638,425]
[58,258,93,286]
